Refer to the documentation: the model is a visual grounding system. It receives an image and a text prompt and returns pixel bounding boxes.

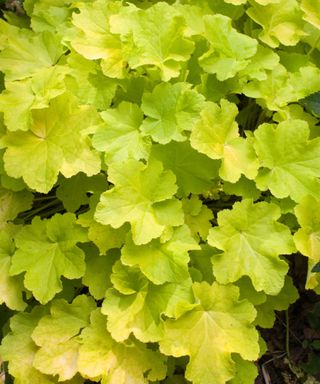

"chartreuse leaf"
[301,0,320,29]
[71,0,125,78]
[31,295,96,381]
[65,52,119,110]
[237,45,279,81]
[227,355,258,384]
[151,142,220,196]
[0,65,69,132]
[182,195,214,241]
[10,213,88,304]
[110,2,194,81]
[77,195,128,255]
[0,306,54,383]
[253,120,320,202]
[0,187,33,228]
[140,82,205,144]
[254,276,298,328]
[293,196,320,289]
[208,200,295,295]
[92,101,151,163]
[0,30,66,81]
[294,196,320,262]
[223,0,247,4]
[30,0,73,34]
[243,64,320,111]
[121,225,199,285]
[190,99,259,182]
[102,262,193,342]
[199,14,257,81]
[95,159,184,245]
[159,282,259,384]
[273,104,319,139]
[57,172,108,212]
[189,245,216,284]
[0,227,26,310]
[78,309,167,383]
[223,176,261,200]
[0,93,101,193]
[82,243,119,300]
[246,0,306,48]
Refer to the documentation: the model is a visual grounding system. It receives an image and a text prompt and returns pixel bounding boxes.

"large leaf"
[0,29,65,81]
[208,200,295,294]
[140,82,205,144]
[78,309,167,383]
[0,228,26,310]
[159,282,259,384]
[31,295,96,381]
[199,14,257,80]
[0,306,53,384]
[190,99,259,182]
[121,225,199,285]
[92,101,151,163]
[246,0,305,48]
[0,93,101,193]
[102,262,193,342]
[109,2,194,80]
[10,213,88,304]
[151,141,220,196]
[95,159,184,245]
[71,0,125,78]
[253,120,320,202]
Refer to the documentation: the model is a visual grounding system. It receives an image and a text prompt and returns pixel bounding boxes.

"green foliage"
[0,0,320,383]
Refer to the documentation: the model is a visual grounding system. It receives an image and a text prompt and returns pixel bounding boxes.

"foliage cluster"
[1,0,320,383]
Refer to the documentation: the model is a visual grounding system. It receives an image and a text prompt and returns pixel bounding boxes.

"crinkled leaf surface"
[95,159,184,245]
[190,99,258,182]
[10,213,88,304]
[208,200,295,294]
[140,82,205,144]
[253,120,320,202]
[0,93,101,193]
[78,309,167,383]
[159,282,259,384]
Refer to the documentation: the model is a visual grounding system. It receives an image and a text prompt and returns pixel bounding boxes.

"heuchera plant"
[0,0,320,383]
